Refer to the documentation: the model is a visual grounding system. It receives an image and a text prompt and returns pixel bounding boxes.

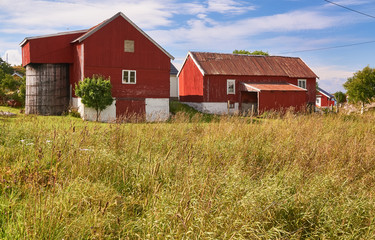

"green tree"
[334,91,346,104]
[344,66,375,113]
[0,57,13,75]
[233,50,269,56]
[1,74,20,91]
[75,75,114,121]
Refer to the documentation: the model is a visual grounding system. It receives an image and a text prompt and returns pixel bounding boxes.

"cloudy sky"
[0,0,374,92]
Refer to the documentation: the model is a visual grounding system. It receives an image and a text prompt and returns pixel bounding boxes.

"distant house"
[170,63,178,100]
[21,12,174,122]
[12,72,24,79]
[178,52,318,114]
[316,87,335,108]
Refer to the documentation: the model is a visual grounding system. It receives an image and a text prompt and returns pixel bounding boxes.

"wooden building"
[316,87,335,108]
[178,52,318,114]
[21,12,174,121]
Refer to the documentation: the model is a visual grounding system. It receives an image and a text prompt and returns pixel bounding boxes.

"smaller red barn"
[178,52,318,114]
[316,87,335,108]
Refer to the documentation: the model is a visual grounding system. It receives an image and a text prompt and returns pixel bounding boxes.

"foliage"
[0,57,13,75]
[75,75,113,121]
[0,61,26,107]
[169,100,217,122]
[12,65,26,76]
[1,74,20,91]
[233,49,269,56]
[0,110,375,238]
[344,66,375,106]
[334,91,346,104]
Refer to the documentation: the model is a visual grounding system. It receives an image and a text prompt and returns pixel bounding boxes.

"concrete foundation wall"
[145,98,169,121]
[182,102,239,115]
[170,75,178,98]
[72,97,116,122]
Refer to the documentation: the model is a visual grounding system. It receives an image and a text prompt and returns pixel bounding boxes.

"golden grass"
[0,108,375,239]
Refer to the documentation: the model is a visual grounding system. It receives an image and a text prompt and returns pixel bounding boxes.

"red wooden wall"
[178,56,204,102]
[319,94,335,107]
[81,16,170,100]
[22,32,85,66]
[258,91,307,113]
[203,75,315,104]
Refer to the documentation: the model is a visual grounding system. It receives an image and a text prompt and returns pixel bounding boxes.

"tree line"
[0,57,25,106]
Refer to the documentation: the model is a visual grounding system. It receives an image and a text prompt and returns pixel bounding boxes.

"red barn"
[178,52,318,114]
[316,87,335,108]
[21,12,174,121]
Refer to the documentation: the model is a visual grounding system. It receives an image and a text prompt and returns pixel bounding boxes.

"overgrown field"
[1,108,375,239]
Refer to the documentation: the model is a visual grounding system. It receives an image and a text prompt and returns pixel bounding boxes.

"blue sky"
[0,0,374,93]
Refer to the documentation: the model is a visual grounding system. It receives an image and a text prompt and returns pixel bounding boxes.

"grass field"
[1,106,375,239]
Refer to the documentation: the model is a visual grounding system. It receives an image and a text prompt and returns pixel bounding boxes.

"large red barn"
[21,12,174,121]
[178,52,318,114]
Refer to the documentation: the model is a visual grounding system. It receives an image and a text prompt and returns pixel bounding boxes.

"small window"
[122,70,136,84]
[227,79,235,94]
[124,40,134,52]
[298,79,306,89]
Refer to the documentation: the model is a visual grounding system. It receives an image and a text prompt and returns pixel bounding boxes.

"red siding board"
[22,32,85,66]
[204,75,315,104]
[116,99,145,117]
[179,56,204,102]
[259,91,307,113]
[82,16,170,101]
[22,42,31,67]
[319,94,335,107]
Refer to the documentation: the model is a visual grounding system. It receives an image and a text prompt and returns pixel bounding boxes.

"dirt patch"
[0,111,16,116]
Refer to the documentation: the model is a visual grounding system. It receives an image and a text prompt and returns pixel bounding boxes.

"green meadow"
[1,106,375,239]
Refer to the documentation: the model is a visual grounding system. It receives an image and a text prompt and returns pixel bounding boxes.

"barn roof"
[20,29,88,46]
[180,51,318,78]
[71,12,174,60]
[317,87,335,99]
[241,82,307,92]
[170,63,178,75]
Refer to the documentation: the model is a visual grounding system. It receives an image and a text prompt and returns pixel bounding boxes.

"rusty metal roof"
[189,52,318,78]
[241,82,307,92]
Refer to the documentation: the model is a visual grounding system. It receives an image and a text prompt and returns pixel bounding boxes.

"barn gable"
[71,12,174,60]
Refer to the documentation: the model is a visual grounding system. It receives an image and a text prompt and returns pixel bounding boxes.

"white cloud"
[312,65,354,92]
[149,10,345,50]
[0,0,174,32]
[207,0,255,14]
[1,50,22,66]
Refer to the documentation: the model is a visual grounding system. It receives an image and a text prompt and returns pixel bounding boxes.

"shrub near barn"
[75,75,114,121]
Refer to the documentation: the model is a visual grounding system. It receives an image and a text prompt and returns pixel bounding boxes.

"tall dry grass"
[0,110,375,239]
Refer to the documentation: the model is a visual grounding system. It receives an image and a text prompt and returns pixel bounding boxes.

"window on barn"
[124,40,134,52]
[298,79,306,89]
[227,79,235,94]
[122,70,136,84]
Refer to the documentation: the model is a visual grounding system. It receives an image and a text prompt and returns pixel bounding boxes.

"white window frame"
[316,96,321,107]
[298,79,306,89]
[227,79,235,95]
[122,70,136,84]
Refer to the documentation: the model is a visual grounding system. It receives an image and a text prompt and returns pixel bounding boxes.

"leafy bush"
[75,75,113,121]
